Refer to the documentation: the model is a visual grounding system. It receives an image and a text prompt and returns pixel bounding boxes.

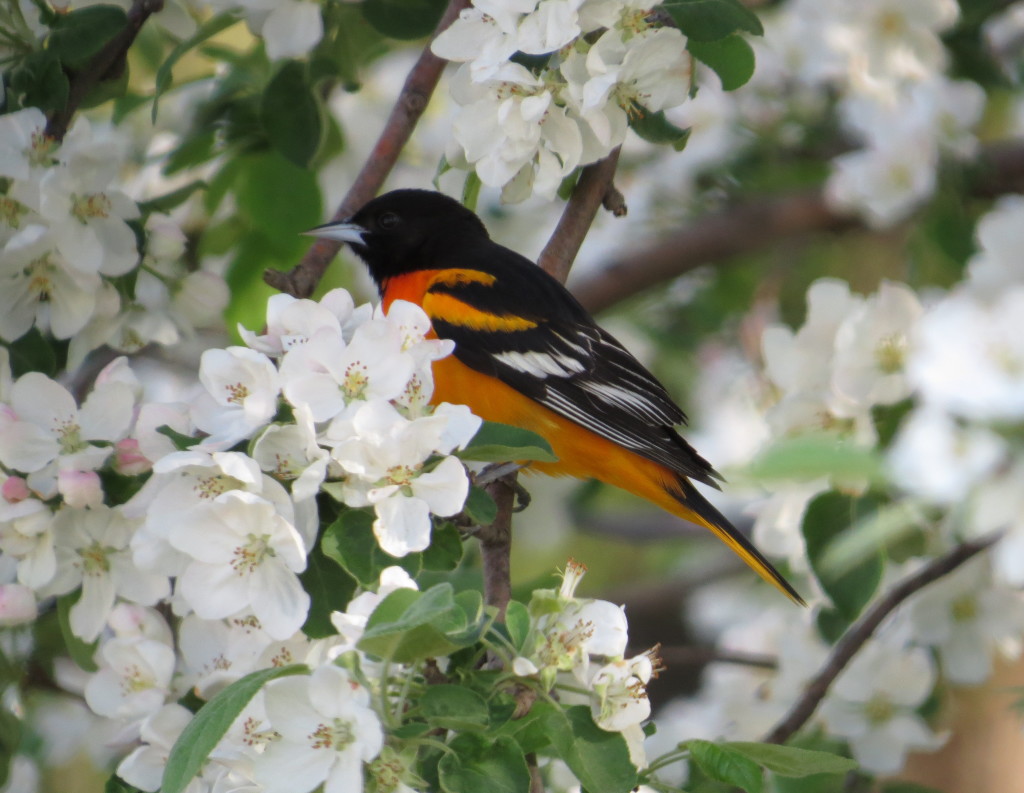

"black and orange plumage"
[311,189,803,604]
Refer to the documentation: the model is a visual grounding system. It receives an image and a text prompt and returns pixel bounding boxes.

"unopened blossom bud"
[113,438,152,476]
[0,584,37,626]
[2,475,30,504]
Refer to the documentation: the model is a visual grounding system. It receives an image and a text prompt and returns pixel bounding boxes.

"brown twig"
[46,0,165,141]
[477,475,516,620]
[537,147,624,281]
[763,537,998,745]
[656,645,778,670]
[264,0,470,297]
[572,139,1024,313]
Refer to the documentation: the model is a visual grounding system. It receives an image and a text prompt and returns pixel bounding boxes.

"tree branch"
[538,147,624,281]
[264,0,470,298]
[477,475,516,620]
[572,139,1024,313]
[45,0,165,141]
[763,537,998,746]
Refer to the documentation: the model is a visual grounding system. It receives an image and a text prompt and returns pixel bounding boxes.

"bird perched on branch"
[309,189,802,604]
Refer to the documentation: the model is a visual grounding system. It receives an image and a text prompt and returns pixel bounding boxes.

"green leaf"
[818,500,927,578]
[688,34,756,91]
[456,421,557,463]
[724,742,858,777]
[802,492,885,620]
[421,685,491,730]
[361,0,448,40]
[462,171,482,212]
[321,509,421,587]
[544,706,638,793]
[163,665,308,793]
[687,739,763,793]
[504,600,530,652]
[438,734,530,793]
[880,783,948,793]
[463,486,498,525]
[47,5,127,69]
[629,108,691,151]
[359,583,478,663]
[0,708,22,788]
[742,433,883,485]
[153,12,240,122]
[261,60,324,168]
[5,327,58,378]
[422,521,464,572]
[8,52,69,113]
[106,775,145,793]
[57,592,99,672]
[662,0,763,41]
[233,151,323,252]
[871,399,914,449]
[138,180,208,215]
[299,538,357,638]
[156,424,202,452]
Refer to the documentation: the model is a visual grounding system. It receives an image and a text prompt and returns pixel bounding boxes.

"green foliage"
[261,60,325,167]
[629,108,691,151]
[687,739,764,793]
[723,742,857,777]
[4,328,59,378]
[46,5,127,69]
[6,51,68,112]
[152,12,240,121]
[663,0,763,41]
[421,685,491,730]
[56,592,99,672]
[299,538,358,638]
[361,0,450,40]
[456,421,558,463]
[463,486,499,525]
[743,434,884,485]
[163,665,309,793]
[803,491,885,621]
[543,706,639,793]
[438,734,531,793]
[358,583,485,662]
[688,34,756,91]
[321,508,422,585]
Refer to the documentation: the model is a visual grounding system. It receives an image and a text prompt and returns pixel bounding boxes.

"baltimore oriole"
[311,189,802,604]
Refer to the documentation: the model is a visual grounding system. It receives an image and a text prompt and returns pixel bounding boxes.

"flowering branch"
[263,0,470,298]
[573,139,1024,313]
[537,147,625,281]
[763,536,998,746]
[45,0,165,141]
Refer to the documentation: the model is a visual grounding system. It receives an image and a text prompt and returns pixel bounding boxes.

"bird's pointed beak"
[302,219,367,244]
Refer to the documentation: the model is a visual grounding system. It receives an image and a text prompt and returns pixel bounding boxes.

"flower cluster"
[0,108,229,370]
[432,0,693,201]
[0,287,487,790]
[512,559,657,765]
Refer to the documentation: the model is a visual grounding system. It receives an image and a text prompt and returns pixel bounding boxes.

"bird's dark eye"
[378,211,400,230]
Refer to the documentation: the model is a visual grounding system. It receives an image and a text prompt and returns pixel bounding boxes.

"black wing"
[424,243,721,487]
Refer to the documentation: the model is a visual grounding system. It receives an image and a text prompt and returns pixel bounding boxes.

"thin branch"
[656,645,778,670]
[477,474,516,620]
[763,536,998,745]
[572,139,1024,313]
[537,147,624,281]
[46,0,165,141]
[264,0,470,298]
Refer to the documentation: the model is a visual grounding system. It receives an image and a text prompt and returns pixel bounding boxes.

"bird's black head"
[307,189,490,286]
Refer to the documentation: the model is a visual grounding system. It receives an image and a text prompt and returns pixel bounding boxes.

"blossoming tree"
[2,0,1024,791]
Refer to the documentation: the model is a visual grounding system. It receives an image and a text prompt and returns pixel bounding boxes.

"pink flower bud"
[0,585,37,626]
[2,476,29,504]
[113,438,151,476]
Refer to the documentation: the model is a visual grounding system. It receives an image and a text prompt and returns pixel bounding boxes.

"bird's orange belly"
[430,355,677,506]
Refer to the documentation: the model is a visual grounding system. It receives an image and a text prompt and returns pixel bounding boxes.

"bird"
[308,189,803,604]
